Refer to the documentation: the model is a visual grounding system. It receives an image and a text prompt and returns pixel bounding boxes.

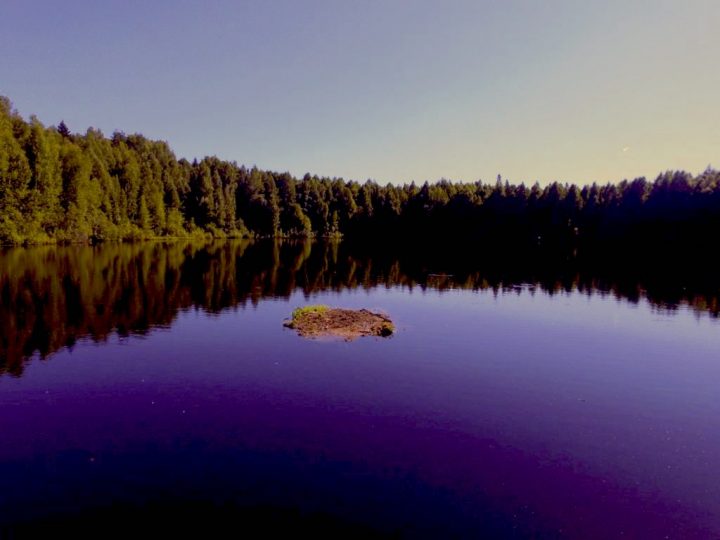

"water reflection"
[1,239,718,376]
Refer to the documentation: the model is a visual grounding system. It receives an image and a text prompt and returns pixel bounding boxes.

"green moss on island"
[291,305,329,320]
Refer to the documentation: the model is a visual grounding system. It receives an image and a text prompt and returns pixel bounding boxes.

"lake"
[1,240,720,538]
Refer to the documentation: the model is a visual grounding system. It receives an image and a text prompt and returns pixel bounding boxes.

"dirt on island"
[284,306,394,341]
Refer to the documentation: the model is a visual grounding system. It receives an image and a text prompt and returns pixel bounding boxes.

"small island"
[284,305,394,340]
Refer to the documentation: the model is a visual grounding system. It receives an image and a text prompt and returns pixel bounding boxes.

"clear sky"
[1,0,718,185]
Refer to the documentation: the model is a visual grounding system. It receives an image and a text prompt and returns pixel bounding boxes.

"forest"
[1,95,719,249]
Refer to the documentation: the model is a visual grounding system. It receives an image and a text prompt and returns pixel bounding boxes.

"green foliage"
[165,208,186,236]
[1,94,719,249]
[291,304,329,321]
[0,213,23,245]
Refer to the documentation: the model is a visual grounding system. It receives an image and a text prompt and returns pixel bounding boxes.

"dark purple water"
[2,241,720,537]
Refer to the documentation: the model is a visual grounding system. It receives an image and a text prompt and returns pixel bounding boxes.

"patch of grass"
[291,304,329,321]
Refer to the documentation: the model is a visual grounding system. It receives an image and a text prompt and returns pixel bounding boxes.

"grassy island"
[284,305,394,340]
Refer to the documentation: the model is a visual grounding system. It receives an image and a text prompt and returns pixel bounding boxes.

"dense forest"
[3,239,720,376]
[1,96,719,248]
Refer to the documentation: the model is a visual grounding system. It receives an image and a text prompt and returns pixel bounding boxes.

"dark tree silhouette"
[57,120,70,138]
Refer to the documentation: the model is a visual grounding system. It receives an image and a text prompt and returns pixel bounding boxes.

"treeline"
[2,96,719,247]
[3,239,720,375]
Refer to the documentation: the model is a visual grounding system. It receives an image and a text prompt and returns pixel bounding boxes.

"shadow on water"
[5,504,387,539]
[1,238,719,377]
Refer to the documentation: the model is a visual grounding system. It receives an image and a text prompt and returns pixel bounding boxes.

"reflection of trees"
[1,240,718,376]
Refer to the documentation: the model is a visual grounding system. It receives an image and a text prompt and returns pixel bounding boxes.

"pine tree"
[57,120,70,138]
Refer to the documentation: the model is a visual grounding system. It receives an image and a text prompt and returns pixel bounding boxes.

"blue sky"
[1,0,718,185]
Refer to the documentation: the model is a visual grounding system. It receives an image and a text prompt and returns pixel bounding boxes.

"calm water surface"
[1,241,720,537]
